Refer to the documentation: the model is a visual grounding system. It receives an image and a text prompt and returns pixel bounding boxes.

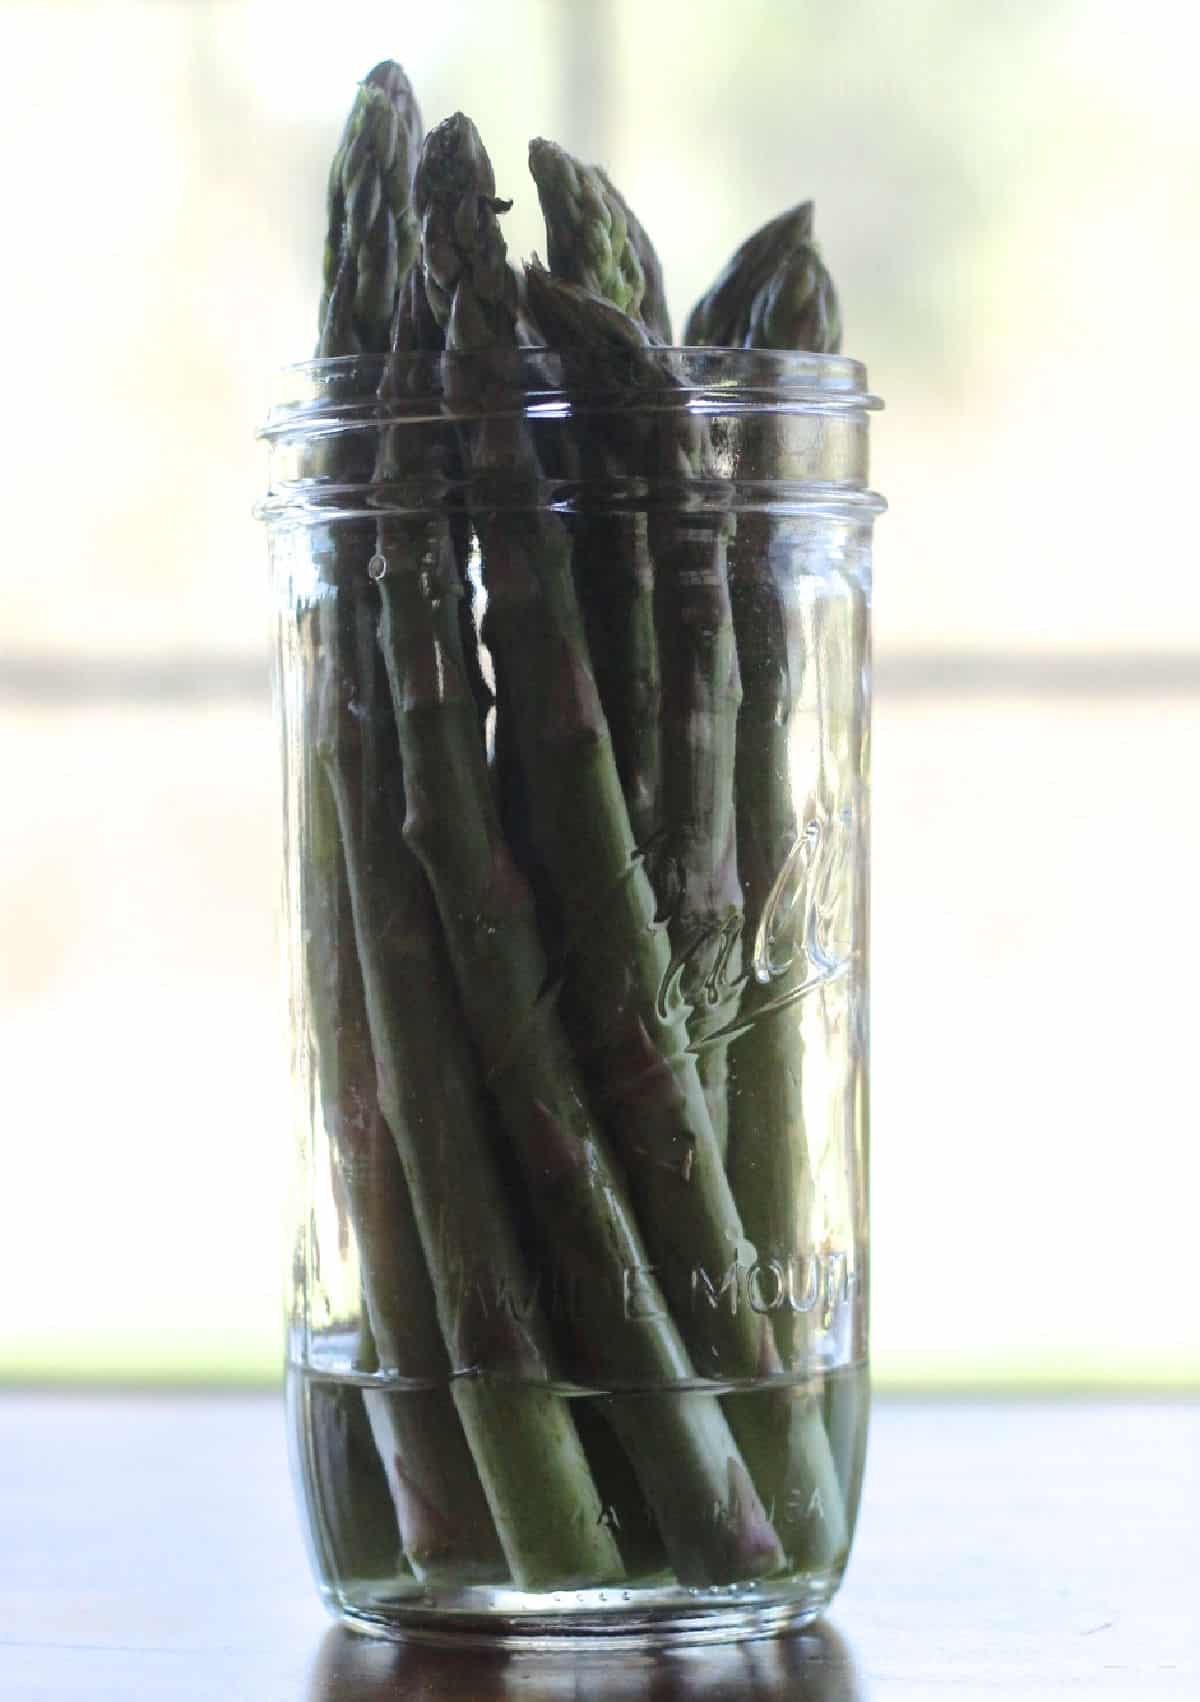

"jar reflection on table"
[305,1618,864,1701]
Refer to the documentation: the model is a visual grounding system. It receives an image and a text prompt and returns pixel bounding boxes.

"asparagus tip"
[318,60,423,357]
[415,111,496,211]
[527,135,564,175]
[362,59,417,102]
[789,199,816,242]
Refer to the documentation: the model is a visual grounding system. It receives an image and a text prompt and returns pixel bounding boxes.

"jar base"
[325,1569,845,1651]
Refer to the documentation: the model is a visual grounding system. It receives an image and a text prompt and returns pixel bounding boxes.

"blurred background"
[1,0,1196,1390]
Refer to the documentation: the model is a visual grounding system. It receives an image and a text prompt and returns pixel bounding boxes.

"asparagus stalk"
[423,233,653,1572]
[390,266,651,1574]
[526,143,663,852]
[304,62,519,1582]
[300,779,490,1585]
[371,153,786,1574]
[373,508,783,1584]
[316,587,622,1590]
[520,249,845,1570]
[299,580,506,1582]
[690,211,854,1572]
[527,138,669,336]
[521,259,743,1162]
[417,125,747,1361]
[413,123,846,1567]
[311,73,624,1587]
[318,62,423,355]
[700,211,842,1373]
[724,533,817,1378]
[741,244,842,353]
[647,389,743,1165]
[595,165,673,344]
[663,275,851,1559]
[301,82,857,1581]
[382,265,494,752]
[682,202,813,348]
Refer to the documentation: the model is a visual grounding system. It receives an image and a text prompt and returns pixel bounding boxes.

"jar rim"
[259,347,882,442]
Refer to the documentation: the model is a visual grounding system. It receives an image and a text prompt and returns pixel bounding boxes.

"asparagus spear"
[528,138,671,340]
[741,244,841,353]
[595,165,673,344]
[357,1191,509,1585]
[520,255,845,1572]
[370,135,788,1576]
[319,842,503,1592]
[525,142,664,853]
[522,260,653,357]
[304,63,521,1583]
[298,578,507,1581]
[693,218,852,1584]
[521,260,743,1163]
[681,202,813,348]
[418,124,744,1361]
[646,385,744,1167]
[373,493,783,1585]
[310,71,627,1588]
[414,122,845,1568]
[382,265,493,751]
[702,212,843,1377]
[388,269,653,1575]
[644,357,847,1570]
[298,687,464,1586]
[315,584,623,1589]
[318,62,423,355]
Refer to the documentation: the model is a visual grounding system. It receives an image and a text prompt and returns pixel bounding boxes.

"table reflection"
[305,1617,863,1700]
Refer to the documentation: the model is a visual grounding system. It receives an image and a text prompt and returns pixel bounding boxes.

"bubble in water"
[367,553,388,582]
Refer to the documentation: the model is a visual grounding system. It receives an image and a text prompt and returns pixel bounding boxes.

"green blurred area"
[1,0,1197,1389]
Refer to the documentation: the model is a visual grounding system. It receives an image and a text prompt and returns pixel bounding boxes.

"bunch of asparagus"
[295,60,848,1594]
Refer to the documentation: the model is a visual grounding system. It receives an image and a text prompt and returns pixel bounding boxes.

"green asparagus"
[521,243,845,1572]
[697,205,842,1380]
[316,587,623,1589]
[283,62,871,1604]
[595,165,673,344]
[521,259,742,1163]
[309,69,631,1587]
[419,125,748,1362]
[318,61,423,355]
[525,144,665,853]
[694,218,856,1586]
[682,202,813,348]
[742,243,842,353]
[298,61,523,1584]
[412,121,849,1569]
[528,138,648,320]
[373,453,784,1584]
[527,139,672,342]
[646,387,743,1166]
[297,573,507,1580]
[724,536,817,1375]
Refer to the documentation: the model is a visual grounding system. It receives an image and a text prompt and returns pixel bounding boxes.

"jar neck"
[257,350,884,528]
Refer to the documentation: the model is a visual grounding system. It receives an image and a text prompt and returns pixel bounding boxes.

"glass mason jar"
[258,348,884,1646]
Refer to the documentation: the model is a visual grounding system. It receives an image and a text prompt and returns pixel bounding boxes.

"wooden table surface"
[0,1393,1194,1699]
